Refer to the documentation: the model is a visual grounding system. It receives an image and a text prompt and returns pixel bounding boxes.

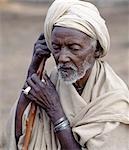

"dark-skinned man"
[4,0,129,149]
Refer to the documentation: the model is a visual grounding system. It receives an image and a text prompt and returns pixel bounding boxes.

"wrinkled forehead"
[52,26,92,41]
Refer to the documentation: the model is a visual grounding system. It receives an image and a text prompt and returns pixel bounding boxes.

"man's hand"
[27,33,51,78]
[24,73,65,124]
[15,33,51,144]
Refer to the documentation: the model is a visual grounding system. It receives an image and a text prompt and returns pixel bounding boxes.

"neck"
[73,67,92,95]
[76,68,92,87]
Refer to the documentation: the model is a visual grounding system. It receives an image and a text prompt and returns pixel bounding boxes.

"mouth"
[57,64,78,81]
[57,64,79,83]
[58,65,77,79]
[58,66,72,71]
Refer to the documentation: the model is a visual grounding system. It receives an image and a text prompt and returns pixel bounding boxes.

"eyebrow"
[52,41,58,45]
[52,41,82,47]
[68,43,81,46]
[51,40,60,45]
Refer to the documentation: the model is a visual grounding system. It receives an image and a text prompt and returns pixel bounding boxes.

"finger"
[31,73,45,88]
[25,92,37,103]
[22,83,32,97]
[26,88,46,109]
[27,76,45,94]
[27,67,36,78]
[35,44,48,51]
[31,97,45,109]
[38,33,45,40]
[33,32,45,52]
[33,34,45,54]
[31,73,39,84]
[23,82,29,89]
[26,77,37,91]
[35,39,46,45]
[43,73,52,85]
[24,85,40,101]
[33,53,43,63]
[34,48,50,56]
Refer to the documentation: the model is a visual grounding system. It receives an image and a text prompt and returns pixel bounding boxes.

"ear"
[94,41,103,58]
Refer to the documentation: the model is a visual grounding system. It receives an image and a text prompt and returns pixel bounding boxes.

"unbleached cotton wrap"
[2,1,129,150]
[3,60,129,150]
[44,0,110,57]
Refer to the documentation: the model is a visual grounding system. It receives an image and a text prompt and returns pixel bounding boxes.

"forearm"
[49,110,81,150]
[56,126,81,150]
[15,93,30,144]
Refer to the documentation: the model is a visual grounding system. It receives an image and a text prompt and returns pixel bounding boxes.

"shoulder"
[97,60,128,91]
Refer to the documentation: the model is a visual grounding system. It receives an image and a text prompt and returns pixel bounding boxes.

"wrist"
[50,110,66,125]
[46,106,66,125]
[54,117,70,133]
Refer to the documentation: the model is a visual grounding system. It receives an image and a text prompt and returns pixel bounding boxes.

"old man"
[5,0,129,149]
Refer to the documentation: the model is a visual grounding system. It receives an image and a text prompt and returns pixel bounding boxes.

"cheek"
[85,53,93,62]
[52,52,64,66]
[77,51,95,67]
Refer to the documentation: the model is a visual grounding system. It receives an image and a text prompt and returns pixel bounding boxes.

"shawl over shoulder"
[4,60,129,150]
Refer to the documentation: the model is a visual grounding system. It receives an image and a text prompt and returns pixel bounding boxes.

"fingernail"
[43,70,47,76]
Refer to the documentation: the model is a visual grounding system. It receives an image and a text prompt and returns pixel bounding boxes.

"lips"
[58,66,73,72]
[58,64,79,83]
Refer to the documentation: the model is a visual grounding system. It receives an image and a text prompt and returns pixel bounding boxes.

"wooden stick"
[22,103,37,150]
[22,58,46,150]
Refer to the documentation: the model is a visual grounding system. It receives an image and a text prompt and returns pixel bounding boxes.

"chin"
[58,70,85,84]
[57,61,92,84]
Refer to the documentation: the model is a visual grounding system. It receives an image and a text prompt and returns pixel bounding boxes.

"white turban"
[44,0,110,57]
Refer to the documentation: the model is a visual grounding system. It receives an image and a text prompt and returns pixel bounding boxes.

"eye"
[52,44,61,54]
[69,45,81,51]
[52,44,59,49]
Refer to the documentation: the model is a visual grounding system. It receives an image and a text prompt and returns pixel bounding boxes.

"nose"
[58,48,70,64]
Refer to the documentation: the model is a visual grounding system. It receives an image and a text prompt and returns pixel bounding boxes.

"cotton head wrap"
[44,0,110,57]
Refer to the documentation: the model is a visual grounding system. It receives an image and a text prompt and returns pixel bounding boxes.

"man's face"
[51,26,96,84]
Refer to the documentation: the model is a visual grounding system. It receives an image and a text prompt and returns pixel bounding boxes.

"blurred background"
[0,0,129,148]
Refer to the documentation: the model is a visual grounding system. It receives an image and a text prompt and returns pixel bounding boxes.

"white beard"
[57,60,92,84]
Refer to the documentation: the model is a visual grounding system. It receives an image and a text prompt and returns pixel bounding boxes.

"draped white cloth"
[2,1,129,149]
[44,0,110,57]
[4,60,129,150]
